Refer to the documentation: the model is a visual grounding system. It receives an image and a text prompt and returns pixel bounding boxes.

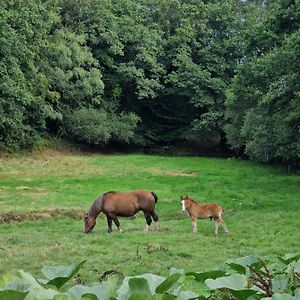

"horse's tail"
[151,191,158,203]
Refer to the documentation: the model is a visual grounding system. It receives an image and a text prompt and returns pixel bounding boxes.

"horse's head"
[84,214,96,233]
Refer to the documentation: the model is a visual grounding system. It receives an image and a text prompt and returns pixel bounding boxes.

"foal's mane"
[186,197,198,204]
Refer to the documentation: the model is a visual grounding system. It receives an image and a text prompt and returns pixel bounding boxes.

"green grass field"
[0,150,299,283]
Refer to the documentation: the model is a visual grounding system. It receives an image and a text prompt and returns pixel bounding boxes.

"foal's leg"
[214,217,229,234]
[213,219,219,235]
[106,215,113,233]
[143,212,152,232]
[219,217,229,234]
[110,215,123,233]
[151,211,160,231]
[192,217,197,233]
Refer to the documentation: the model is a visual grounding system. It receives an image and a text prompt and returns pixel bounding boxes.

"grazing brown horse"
[181,196,229,235]
[84,190,160,233]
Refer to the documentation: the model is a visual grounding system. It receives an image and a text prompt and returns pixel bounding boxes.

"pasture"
[0,150,299,283]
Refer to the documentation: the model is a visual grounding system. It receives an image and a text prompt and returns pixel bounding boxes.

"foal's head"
[181,195,193,212]
[84,214,96,233]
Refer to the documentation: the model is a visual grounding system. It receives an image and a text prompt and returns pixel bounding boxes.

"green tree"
[225,0,300,165]
[0,0,59,149]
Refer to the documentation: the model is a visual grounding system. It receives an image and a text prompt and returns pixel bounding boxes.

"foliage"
[1,253,300,299]
[61,108,139,145]
[0,0,299,166]
[225,0,300,165]
[0,0,59,150]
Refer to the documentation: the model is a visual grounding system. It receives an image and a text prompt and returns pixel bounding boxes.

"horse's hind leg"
[143,212,152,232]
[106,215,113,233]
[151,211,160,231]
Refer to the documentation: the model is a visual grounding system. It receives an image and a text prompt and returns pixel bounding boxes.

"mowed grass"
[0,150,299,282]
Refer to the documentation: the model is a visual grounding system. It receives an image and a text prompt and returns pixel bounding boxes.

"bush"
[61,108,140,146]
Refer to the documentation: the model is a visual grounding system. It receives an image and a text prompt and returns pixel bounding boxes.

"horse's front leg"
[111,215,123,233]
[106,215,113,233]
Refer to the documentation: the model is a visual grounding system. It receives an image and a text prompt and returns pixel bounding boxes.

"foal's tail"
[151,191,158,203]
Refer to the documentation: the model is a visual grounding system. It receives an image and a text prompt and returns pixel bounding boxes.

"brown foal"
[181,196,229,234]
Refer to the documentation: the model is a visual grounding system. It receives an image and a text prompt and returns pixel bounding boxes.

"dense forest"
[0,0,299,165]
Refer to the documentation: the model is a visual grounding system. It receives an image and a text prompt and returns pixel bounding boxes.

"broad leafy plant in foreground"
[0,253,299,299]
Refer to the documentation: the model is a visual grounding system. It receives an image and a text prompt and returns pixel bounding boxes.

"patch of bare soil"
[0,209,85,224]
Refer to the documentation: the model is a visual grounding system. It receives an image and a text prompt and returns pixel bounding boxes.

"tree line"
[0,0,299,166]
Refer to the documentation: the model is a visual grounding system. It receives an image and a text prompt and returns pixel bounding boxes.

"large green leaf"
[128,278,152,294]
[52,295,73,300]
[66,284,107,300]
[155,273,181,294]
[0,274,15,289]
[175,290,200,300]
[186,270,226,282]
[1,270,63,299]
[0,290,28,300]
[262,294,295,300]
[230,289,259,300]
[277,253,300,265]
[205,273,258,300]
[117,277,152,300]
[288,259,300,274]
[205,274,248,290]
[128,291,153,300]
[272,275,289,294]
[40,260,86,289]
[24,287,62,300]
[160,294,177,300]
[226,255,262,274]
[117,274,165,300]
[5,271,41,292]
[66,277,118,300]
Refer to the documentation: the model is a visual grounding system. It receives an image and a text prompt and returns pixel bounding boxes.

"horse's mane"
[88,191,117,217]
[103,191,117,196]
[88,194,104,217]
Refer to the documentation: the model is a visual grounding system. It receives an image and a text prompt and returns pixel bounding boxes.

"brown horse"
[181,196,229,235]
[84,190,160,233]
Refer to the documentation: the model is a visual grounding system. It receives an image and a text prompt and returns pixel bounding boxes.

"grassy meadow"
[0,150,300,283]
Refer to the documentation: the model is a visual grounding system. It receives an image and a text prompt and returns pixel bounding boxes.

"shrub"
[61,108,140,146]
